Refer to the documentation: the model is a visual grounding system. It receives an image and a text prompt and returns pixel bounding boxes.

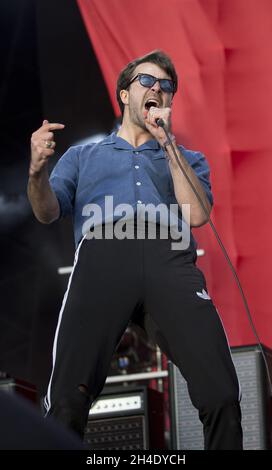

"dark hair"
[116,50,178,116]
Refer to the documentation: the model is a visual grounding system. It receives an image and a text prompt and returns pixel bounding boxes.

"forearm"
[167,143,212,227]
[27,168,60,224]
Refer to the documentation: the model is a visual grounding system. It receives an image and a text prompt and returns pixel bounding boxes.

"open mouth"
[144,99,160,110]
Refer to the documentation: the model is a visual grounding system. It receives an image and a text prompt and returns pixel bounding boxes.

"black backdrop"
[0,0,115,394]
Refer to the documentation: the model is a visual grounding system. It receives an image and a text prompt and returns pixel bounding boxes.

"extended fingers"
[32,126,60,150]
[43,122,65,131]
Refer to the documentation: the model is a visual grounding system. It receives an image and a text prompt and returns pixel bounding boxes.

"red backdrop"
[77,0,272,348]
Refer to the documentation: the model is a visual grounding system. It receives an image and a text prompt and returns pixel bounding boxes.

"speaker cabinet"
[84,385,164,450]
[169,344,272,450]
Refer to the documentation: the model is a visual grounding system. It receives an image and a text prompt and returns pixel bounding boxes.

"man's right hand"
[29,119,65,177]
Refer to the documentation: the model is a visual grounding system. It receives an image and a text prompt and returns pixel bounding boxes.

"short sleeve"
[180,147,213,206]
[49,146,79,218]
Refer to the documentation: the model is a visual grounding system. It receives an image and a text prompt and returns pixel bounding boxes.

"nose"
[151,80,162,93]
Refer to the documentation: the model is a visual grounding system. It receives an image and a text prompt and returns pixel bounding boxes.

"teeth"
[145,100,159,110]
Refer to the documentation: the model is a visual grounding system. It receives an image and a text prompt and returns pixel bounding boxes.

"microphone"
[155,118,165,128]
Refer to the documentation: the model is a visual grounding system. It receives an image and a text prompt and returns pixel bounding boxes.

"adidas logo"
[196,288,211,300]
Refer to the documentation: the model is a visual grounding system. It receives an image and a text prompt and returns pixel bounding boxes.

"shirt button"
[137,200,142,204]
[135,165,139,169]
[134,151,139,155]
[136,181,141,186]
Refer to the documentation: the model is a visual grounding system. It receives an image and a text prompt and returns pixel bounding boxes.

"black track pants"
[45,228,243,449]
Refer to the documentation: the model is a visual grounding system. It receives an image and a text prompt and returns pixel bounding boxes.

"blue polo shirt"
[49,132,213,247]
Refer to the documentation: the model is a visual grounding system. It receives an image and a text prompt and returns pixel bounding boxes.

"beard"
[128,104,147,132]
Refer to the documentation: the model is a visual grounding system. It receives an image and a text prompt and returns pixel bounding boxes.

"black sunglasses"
[128,73,175,94]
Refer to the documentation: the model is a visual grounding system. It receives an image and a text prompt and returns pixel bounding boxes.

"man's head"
[116,50,178,125]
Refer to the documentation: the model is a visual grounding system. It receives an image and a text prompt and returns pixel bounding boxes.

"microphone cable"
[157,118,272,396]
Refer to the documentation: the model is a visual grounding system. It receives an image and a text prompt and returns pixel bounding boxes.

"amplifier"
[84,385,164,450]
[169,344,272,450]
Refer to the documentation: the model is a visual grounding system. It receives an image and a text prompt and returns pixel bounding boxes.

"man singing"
[28,50,242,449]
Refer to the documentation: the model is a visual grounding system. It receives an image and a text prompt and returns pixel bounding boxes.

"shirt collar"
[100,132,161,151]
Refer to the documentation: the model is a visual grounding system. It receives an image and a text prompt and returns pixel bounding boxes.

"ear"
[120,89,129,106]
